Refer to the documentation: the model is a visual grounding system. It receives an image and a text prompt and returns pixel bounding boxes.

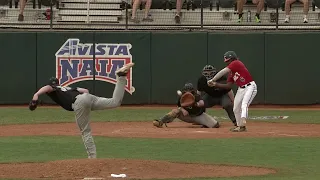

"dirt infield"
[2,104,320,110]
[0,159,277,180]
[1,121,320,138]
[1,105,319,179]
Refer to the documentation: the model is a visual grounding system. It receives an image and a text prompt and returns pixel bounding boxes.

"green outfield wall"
[2,31,319,105]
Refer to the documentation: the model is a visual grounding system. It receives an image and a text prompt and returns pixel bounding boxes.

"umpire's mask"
[202,65,217,80]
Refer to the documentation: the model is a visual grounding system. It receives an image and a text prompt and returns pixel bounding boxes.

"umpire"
[197,65,237,126]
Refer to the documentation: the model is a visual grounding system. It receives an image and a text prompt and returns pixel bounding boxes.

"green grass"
[0,107,320,180]
[0,107,319,125]
[1,136,320,180]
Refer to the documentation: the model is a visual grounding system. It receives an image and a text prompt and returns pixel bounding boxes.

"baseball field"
[0,105,320,180]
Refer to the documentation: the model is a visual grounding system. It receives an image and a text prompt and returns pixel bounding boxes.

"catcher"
[153,83,220,128]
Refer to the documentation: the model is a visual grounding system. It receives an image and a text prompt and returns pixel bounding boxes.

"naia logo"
[55,38,135,94]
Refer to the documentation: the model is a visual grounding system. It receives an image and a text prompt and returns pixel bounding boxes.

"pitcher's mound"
[0,158,276,179]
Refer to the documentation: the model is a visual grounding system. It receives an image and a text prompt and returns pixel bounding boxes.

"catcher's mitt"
[180,92,195,107]
[29,100,39,111]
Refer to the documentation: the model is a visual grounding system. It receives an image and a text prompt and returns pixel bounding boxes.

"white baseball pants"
[72,76,127,158]
[233,81,257,127]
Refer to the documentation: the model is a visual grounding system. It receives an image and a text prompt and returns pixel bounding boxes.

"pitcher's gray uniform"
[29,63,134,159]
[153,83,220,128]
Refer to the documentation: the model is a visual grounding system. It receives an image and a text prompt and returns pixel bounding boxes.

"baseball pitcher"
[198,65,237,126]
[208,51,258,132]
[153,83,220,128]
[29,63,134,158]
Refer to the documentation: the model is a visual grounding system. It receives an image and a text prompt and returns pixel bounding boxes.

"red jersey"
[227,60,253,87]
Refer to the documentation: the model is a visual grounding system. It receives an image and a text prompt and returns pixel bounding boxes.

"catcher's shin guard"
[153,119,165,128]
[153,108,182,128]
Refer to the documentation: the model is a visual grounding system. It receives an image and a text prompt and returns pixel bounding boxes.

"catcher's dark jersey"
[46,85,81,111]
[197,75,231,97]
[177,93,205,117]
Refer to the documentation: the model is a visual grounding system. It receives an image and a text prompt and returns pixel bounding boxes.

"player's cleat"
[303,17,308,23]
[116,63,135,77]
[237,16,243,23]
[230,126,247,132]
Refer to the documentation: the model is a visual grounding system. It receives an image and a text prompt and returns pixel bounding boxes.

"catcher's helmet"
[202,65,217,80]
[182,83,195,92]
[224,51,238,62]
[48,77,59,86]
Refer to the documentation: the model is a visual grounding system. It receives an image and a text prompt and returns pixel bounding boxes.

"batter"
[29,63,135,158]
[207,51,257,132]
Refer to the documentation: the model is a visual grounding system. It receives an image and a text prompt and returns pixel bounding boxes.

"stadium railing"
[0,0,319,30]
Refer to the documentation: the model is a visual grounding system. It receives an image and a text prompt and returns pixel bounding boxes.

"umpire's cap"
[224,51,238,62]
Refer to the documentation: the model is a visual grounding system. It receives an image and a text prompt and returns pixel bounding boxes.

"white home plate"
[194,131,211,133]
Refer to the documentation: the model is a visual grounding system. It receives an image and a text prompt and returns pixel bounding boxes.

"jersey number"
[233,72,240,82]
[57,86,72,91]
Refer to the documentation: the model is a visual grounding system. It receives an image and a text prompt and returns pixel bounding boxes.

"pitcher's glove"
[180,92,196,107]
[29,100,39,111]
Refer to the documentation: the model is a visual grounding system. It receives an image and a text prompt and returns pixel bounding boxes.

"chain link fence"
[0,0,319,30]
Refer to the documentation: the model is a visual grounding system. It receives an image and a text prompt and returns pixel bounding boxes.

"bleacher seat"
[216,0,236,11]
[0,0,319,29]
[40,0,57,6]
[57,0,122,23]
[185,0,212,10]
[153,0,168,9]
[264,0,285,10]
[0,0,9,6]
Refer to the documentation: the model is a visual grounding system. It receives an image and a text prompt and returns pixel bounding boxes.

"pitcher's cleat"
[116,63,135,76]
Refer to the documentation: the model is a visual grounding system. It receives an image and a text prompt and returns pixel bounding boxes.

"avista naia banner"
[55,38,135,94]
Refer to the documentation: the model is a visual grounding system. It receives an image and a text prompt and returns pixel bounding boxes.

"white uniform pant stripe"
[241,84,257,119]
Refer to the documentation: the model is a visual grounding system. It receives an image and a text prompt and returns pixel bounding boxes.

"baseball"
[177,90,182,96]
